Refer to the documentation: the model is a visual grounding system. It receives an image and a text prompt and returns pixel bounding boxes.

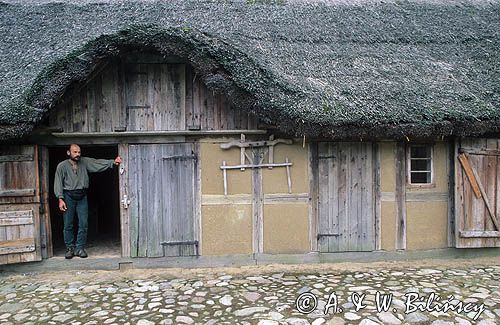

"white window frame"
[406,143,435,188]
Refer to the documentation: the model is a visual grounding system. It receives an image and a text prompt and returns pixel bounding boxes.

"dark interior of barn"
[48,145,121,257]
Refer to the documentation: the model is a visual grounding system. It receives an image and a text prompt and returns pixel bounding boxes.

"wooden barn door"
[455,138,500,247]
[0,145,42,264]
[127,143,198,257]
[316,142,375,252]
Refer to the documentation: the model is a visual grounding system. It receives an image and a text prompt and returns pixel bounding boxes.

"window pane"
[411,146,431,159]
[411,171,431,184]
[411,159,431,171]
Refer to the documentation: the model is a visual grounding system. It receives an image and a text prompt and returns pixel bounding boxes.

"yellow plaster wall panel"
[200,142,252,195]
[262,142,309,194]
[406,201,448,250]
[201,204,253,255]
[380,142,396,192]
[263,204,310,253]
[381,201,397,251]
[407,141,449,193]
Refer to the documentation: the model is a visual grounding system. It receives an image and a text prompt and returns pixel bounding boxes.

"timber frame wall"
[4,52,490,263]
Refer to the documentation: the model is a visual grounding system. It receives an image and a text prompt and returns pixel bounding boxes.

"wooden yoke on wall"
[220,134,293,196]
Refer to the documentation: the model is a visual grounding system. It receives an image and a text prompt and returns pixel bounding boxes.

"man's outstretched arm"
[82,156,122,173]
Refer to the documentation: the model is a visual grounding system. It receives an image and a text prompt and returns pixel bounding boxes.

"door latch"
[121,194,131,209]
[119,166,125,175]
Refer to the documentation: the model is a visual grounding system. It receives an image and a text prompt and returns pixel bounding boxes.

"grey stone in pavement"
[0,264,498,324]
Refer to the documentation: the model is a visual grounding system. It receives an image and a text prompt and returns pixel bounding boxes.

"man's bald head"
[67,144,81,161]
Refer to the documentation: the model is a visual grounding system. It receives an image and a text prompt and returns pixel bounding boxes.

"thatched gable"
[0,0,499,140]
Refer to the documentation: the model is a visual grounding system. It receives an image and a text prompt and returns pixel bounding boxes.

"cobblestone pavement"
[0,258,499,324]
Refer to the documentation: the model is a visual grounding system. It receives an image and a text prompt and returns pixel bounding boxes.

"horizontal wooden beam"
[51,130,267,138]
[0,238,35,255]
[221,162,292,170]
[460,148,500,156]
[0,155,34,162]
[459,231,500,238]
[220,138,293,149]
[0,189,36,197]
[0,217,33,226]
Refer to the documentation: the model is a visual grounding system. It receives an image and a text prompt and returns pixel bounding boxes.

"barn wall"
[46,58,259,133]
[262,142,309,254]
[406,141,449,250]
[380,142,397,250]
[200,141,253,255]
[199,139,309,256]
[379,141,449,251]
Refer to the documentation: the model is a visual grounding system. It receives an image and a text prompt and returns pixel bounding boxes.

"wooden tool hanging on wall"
[220,134,293,196]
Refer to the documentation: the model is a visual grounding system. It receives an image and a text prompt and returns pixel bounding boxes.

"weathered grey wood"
[137,145,149,257]
[252,148,264,254]
[309,143,319,251]
[51,130,266,138]
[337,144,348,252]
[118,143,130,257]
[49,60,259,133]
[485,139,497,247]
[128,145,139,257]
[0,217,33,226]
[455,138,500,248]
[395,142,407,250]
[128,143,198,257]
[460,148,500,156]
[317,142,375,252]
[0,189,36,197]
[0,145,42,265]
[0,238,35,255]
[374,143,381,250]
[459,231,500,238]
[0,155,33,162]
[317,142,330,252]
[39,145,52,258]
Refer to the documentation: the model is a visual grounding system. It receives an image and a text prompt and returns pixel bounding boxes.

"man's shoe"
[75,248,88,258]
[65,247,74,259]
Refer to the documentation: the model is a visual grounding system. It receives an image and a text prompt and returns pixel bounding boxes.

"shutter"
[0,145,42,264]
[455,138,500,247]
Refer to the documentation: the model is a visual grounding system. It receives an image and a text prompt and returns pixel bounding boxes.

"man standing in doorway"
[54,144,122,259]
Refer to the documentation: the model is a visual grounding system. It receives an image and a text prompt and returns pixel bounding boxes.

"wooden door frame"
[41,142,125,257]
[118,143,131,257]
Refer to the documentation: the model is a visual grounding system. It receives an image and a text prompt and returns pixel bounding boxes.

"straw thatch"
[0,0,499,140]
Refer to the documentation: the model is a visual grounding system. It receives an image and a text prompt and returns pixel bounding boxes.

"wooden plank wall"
[47,59,259,132]
[456,138,500,247]
[128,143,198,257]
[316,142,375,252]
[0,145,42,264]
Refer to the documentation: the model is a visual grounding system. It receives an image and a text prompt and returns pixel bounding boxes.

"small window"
[408,144,433,185]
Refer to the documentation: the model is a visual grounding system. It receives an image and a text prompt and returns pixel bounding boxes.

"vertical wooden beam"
[240,134,246,170]
[38,145,53,258]
[33,145,42,262]
[194,141,202,255]
[447,139,456,248]
[395,142,407,250]
[373,142,382,251]
[252,148,264,254]
[118,143,130,257]
[308,142,318,251]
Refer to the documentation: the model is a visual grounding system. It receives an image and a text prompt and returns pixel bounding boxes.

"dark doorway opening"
[49,145,121,257]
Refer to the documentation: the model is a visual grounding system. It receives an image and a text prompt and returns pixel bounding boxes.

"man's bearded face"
[68,145,81,161]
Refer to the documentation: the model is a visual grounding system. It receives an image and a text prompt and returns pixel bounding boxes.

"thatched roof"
[0,0,499,141]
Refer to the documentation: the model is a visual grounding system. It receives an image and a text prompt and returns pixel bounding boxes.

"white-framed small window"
[407,144,434,185]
